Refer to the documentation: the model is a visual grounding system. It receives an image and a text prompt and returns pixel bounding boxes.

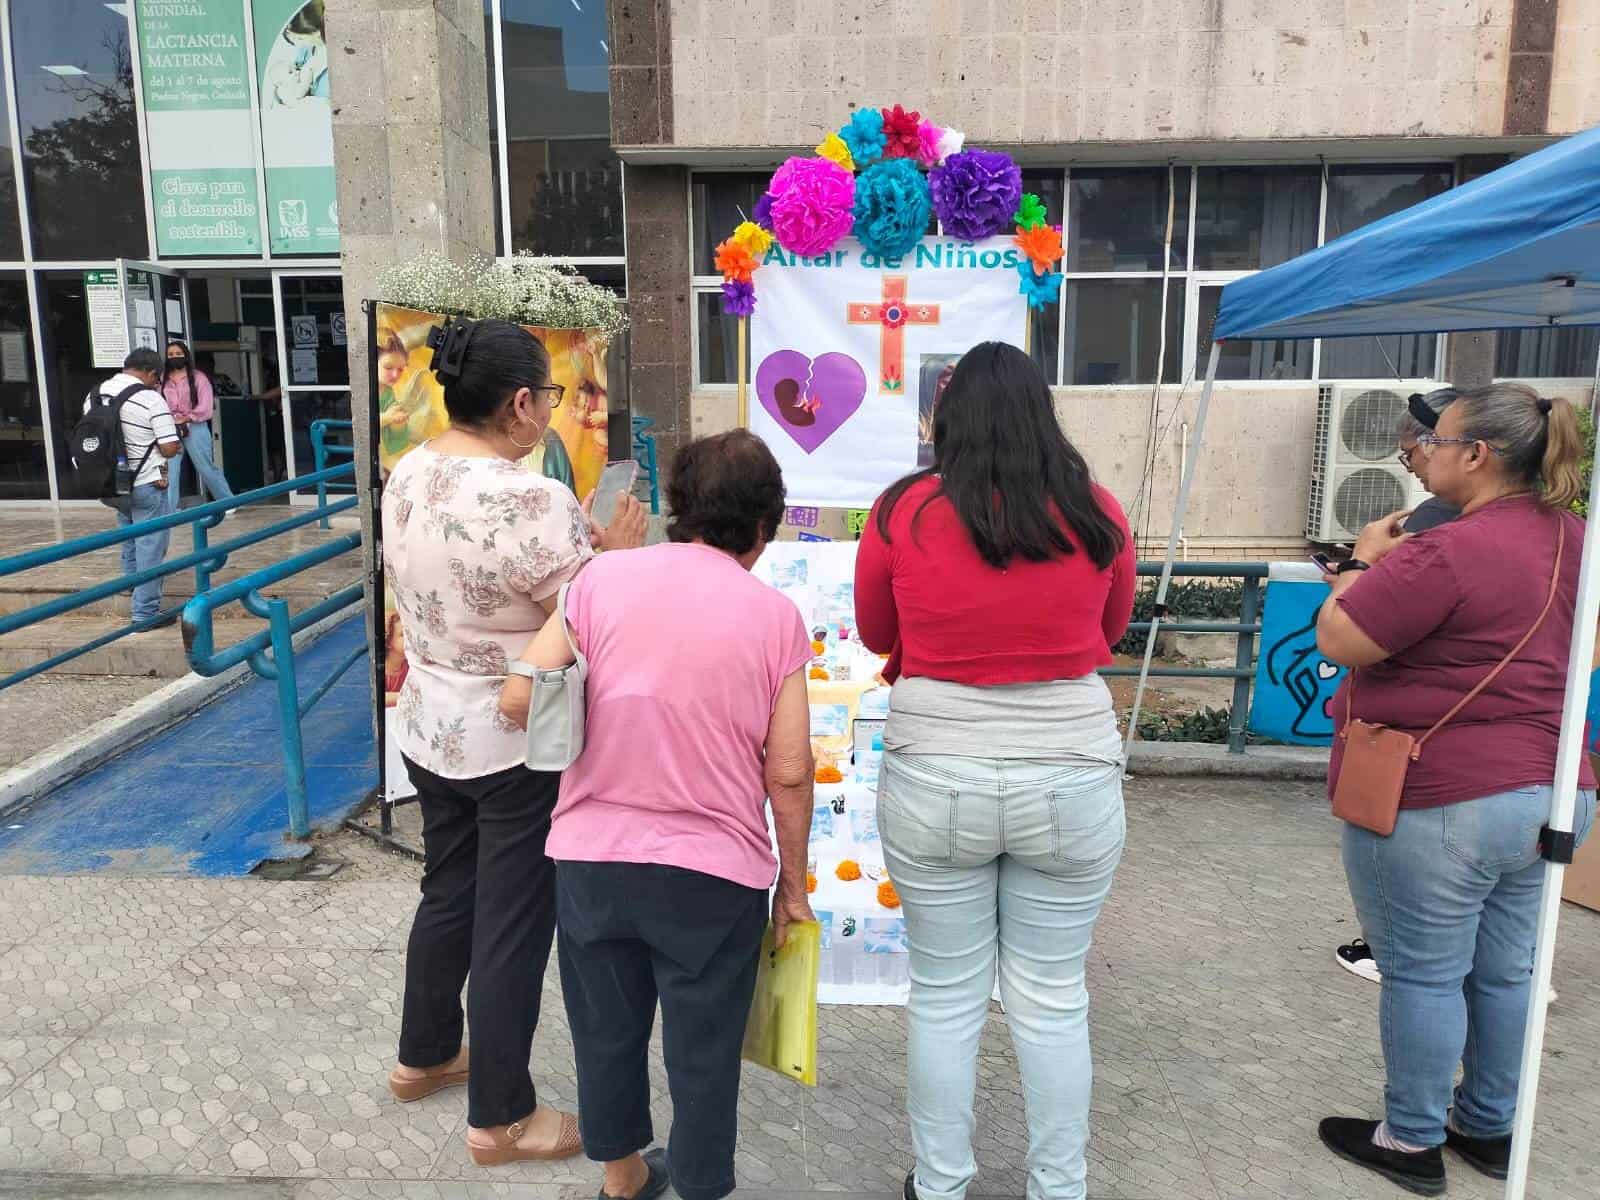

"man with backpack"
[76,348,182,627]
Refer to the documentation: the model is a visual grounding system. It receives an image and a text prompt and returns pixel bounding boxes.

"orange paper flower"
[806,872,818,893]
[714,238,757,283]
[811,639,826,654]
[815,762,843,783]
[1014,224,1064,275]
[836,859,862,881]
[877,880,901,909]
[809,665,831,681]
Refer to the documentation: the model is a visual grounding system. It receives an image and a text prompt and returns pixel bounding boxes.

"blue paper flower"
[839,108,887,170]
[1017,261,1063,310]
[852,160,932,259]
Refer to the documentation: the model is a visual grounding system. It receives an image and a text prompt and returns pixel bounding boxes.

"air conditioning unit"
[1306,383,1436,543]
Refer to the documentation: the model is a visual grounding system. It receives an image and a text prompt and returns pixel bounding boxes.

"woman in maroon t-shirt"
[1312,383,1596,1193]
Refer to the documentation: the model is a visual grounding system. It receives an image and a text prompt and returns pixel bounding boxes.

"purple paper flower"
[752,191,774,229]
[766,156,856,257]
[720,278,756,318]
[930,149,1024,241]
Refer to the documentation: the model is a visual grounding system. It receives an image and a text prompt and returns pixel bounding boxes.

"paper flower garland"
[930,148,1023,241]
[731,220,773,256]
[715,105,1030,321]
[714,239,757,283]
[839,107,886,169]
[880,104,922,160]
[767,156,856,257]
[1013,192,1048,230]
[1017,261,1063,309]
[720,279,756,317]
[853,159,932,259]
[816,131,855,173]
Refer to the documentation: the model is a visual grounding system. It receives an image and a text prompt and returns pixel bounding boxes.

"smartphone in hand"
[589,460,640,528]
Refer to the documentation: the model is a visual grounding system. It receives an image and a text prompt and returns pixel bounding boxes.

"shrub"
[1114,579,1244,655]
[1136,705,1233,744]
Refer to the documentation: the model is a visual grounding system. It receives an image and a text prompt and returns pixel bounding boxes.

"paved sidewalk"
[2,779,1599,1198]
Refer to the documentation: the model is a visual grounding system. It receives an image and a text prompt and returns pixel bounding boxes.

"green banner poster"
[253,0,339,255]
[135,1,261,256]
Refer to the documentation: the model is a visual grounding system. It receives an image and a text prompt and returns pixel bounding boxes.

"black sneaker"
[1335,938,1381,984]
[1445,1126,1510,1180]
[904,1172,919,1200]
[1318,1117,1444,1196]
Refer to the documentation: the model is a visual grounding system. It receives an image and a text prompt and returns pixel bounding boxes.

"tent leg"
[1123,343,1221,773]
[1504,449,1600,1199]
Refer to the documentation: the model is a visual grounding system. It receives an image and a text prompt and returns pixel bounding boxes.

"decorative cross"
[847,275,940,394]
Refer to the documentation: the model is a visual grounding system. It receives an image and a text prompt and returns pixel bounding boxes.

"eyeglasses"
[1397,447,1415,470]
[536,384,564,409]
[1415,433,1505,457]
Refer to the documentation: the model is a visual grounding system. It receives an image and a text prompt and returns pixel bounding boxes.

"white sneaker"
[1336,939,1381,984]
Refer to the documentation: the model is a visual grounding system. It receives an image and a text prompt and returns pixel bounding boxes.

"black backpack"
[70,383,151,508]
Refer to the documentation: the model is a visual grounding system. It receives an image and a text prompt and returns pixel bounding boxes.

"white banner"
[749,236,1028,508]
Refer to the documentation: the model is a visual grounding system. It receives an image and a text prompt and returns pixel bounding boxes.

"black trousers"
[556,861,767,1200]
[399,755,559,1128]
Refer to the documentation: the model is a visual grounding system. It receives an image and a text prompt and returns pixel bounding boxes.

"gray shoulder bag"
[509,581,587,772]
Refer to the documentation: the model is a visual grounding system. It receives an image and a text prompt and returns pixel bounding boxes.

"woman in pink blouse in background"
[162,339,233,507]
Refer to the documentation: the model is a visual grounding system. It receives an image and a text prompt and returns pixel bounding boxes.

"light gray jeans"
[878,751,1125,1200]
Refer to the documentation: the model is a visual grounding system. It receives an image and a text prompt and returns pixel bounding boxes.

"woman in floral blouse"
[379,317,644,1167]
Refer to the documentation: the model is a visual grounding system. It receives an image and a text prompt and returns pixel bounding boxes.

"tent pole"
[1504,449,1600,1199]
[737,317,749,427]
[1123,342,1220,772]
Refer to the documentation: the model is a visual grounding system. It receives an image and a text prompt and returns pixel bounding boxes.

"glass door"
[117,260,189,363]
[271,270,349,500]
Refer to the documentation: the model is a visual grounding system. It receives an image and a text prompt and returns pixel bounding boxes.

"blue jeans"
[118,482,172,622]
[1343,785,1595,1147]
[174,420,233,504]
[878,752,1125,1200]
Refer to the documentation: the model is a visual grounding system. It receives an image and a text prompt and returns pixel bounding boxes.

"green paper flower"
[1013,193,1047,231]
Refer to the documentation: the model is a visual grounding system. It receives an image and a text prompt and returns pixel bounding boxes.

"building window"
[1496,327,1600,380]
[0,69,23,260]
[497,0,623,261]
[10,3,147,261]
[0,273,44,499]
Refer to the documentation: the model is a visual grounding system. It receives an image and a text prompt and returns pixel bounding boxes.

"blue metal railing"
[1101,562,1267,754]
[0,465,359,690]
[310,419,356,529]
[0,455,366,841]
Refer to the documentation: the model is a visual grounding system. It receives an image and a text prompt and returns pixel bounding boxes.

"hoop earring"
[509,422,539,451]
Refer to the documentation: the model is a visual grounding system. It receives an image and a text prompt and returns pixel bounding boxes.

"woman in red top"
[855,342,1135,1200]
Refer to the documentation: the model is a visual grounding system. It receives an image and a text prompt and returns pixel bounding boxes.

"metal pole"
[1504,448,1600,1198]
[1124,342,1221,772]
[311,420,329,528]
[1228,575,1260,753]
[265,596,311,839]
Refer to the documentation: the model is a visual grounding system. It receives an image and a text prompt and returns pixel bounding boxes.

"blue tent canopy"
[1215,124,1600,343]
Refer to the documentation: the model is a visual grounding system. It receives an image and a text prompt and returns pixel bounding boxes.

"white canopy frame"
[1126,337,1598,1200]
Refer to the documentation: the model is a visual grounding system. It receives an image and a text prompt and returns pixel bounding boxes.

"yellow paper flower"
[816,131,856,173]
[731,220,773,256]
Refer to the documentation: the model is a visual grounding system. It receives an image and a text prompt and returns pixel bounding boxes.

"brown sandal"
[387,1047,469,1102]
[467,1107,583,1166]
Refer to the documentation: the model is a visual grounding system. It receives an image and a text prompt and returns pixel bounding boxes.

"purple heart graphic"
[755,351,867,454]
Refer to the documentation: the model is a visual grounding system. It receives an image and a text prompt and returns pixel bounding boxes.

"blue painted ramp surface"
[0,617,376,876]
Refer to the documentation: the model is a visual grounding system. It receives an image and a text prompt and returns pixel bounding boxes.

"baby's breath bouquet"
[378,252,628,336]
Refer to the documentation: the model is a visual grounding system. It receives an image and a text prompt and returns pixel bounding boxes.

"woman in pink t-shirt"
[161,340,233,508]
[1314,383,1595,1193]
[503,430,816,1200]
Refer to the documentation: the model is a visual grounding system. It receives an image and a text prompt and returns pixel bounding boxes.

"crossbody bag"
[1332,517,1565,836]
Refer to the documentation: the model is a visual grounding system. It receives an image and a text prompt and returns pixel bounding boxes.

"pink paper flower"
[916,120,944,168]
[766,156,856,257]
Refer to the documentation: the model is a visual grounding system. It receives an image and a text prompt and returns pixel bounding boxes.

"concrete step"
[0,615,194,678]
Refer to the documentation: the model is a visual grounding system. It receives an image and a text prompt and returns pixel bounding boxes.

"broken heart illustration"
[755,351,867,454]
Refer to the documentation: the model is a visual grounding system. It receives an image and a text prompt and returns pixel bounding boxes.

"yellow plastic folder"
[741,920,820,1087]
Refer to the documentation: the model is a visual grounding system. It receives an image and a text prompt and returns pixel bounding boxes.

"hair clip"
[1537,396,1553,415]
[1407,392,1440,430]
[426,318,473,384]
